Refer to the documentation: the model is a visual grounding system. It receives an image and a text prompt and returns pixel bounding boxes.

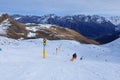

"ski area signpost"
[43,38,47,59]
[43,38,46,46]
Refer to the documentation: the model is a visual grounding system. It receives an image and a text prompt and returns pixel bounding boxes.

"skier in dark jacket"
[73,53,77,59]
[71,53,77,61]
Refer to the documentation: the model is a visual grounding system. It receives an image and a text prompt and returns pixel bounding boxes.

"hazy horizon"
[0,0,120,17]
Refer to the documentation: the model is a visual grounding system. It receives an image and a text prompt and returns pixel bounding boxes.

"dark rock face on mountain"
[95,31,120,44]
[11,14,118,44]
[0,14,99,45]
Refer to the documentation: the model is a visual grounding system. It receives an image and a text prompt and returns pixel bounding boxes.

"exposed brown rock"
[0,14,9,23]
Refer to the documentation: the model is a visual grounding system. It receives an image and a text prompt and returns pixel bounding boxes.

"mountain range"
[0,14,98,44]
[0,14,120,80]
[11,14,120,44]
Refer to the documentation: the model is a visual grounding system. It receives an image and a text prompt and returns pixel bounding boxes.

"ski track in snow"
[0,37,120,80]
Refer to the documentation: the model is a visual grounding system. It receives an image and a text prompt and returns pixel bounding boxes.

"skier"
[80,56,83,60]
[70,53,77,62]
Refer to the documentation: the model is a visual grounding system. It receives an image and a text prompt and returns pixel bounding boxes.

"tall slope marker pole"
[43,38,47,59]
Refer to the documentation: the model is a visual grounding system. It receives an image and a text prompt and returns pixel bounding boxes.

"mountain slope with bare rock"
[0,14,27,39]
[25,24,99,44]
[0,14,99,44]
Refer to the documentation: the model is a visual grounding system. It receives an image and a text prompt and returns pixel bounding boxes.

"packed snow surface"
[0,36,120,80]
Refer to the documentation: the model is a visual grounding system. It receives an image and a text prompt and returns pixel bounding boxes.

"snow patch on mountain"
[15,17,21,20]
[26,27,38,32]
[0,19,11,34]
[26,24,52,32]
[27,32,36,38]
[96,18,104,24]
[39,24,52,28]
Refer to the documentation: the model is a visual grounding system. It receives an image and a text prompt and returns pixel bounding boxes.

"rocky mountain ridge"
[11,14,119,44]
[0,14,99,44]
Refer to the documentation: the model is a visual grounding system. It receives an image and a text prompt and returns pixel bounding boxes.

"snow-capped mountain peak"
[11,14,110,24]
[107,16,120,26]
[107,16,120,32]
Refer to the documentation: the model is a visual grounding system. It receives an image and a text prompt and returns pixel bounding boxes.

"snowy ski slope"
[0,36,120,80]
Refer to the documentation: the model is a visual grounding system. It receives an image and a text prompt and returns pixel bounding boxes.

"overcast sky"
[0,0,120,16]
